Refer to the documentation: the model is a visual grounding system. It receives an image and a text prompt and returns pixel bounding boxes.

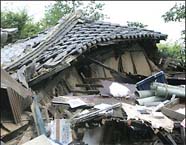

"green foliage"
[162,3,185,22]
[1,1,106,43]
[1,9,31,38]
[157,42,185,63]
[1,9,43,40]
[80,1,106,21]
[126,21,148,28]
[162,3,185,40]
[41,1,106,28]
[20,22,43,38]
[40,1,74,28]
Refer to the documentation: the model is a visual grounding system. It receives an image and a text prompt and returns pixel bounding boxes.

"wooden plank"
[161,98,185,121]
[147,58,160,72]
[56,119,60,141]
[71,89,99,94]
[90,63,106,78]
[161,107,185,121]
[103,56,119,78]
[76,84,103,88]
[121,51,134,74]
[131,51,152,76]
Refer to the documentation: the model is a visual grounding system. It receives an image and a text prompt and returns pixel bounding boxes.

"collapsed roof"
[3,12,167,85]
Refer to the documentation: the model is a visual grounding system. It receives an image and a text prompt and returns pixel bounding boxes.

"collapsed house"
[3,12,167,98]
[1,12,185,145]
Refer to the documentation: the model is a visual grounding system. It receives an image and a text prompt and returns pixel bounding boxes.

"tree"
[157,42,185,67]
[41,1,106,28]
[1,9,31,38]
[1,9,43,40]
[162,3,185,22]
[162,3,185,39]
[126,21,148,28]
[20,22,43,38]
[80,1,106,21]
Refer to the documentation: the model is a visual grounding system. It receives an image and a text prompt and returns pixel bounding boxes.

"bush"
[20,22,43,38]
[1,9,44,41]
[157,42,185,64]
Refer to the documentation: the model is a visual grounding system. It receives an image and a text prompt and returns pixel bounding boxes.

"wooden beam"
[86,56,127,76]
[71,89,99,94]
[75,84,103,88]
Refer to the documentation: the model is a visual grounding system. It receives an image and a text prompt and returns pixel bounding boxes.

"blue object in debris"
[32,96,46,136]
[136,71,167,90]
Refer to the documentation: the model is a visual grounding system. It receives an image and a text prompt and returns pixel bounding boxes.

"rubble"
[1,12,185,145]
[1,68,185,145]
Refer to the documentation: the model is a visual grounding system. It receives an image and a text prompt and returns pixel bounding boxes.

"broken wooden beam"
[71,89,99,94]
[83,77,113,81]
[86,56,124,75]
[75,84,103,88]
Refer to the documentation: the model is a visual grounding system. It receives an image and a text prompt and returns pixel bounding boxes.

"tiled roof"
[3,12,167,84]
[1,27,53,66]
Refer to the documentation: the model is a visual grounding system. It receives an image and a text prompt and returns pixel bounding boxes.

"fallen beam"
[85,56,137,83]
[76,84,103,88]
[71,89,100,94]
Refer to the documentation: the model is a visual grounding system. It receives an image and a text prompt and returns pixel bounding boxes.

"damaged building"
[1,12,185,145]
[3,12,167,98]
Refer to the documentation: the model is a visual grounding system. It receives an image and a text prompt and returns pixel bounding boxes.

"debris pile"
[1,69,185,145]
[1,12,185,145]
